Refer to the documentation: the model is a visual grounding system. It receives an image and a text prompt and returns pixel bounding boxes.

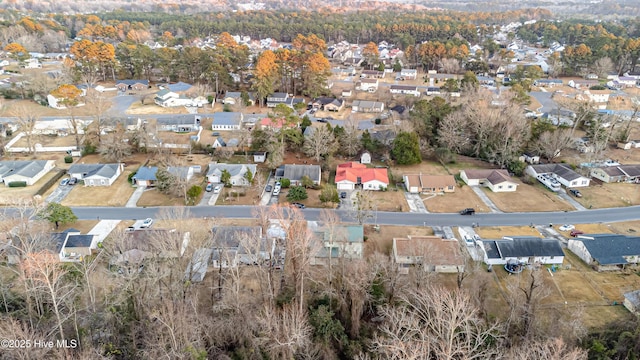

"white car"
[213,185,222,194]
[272,186,281,196]
[140,218,154,228]
[559,224,575,231]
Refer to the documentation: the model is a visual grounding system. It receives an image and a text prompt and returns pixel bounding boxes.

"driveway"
[403,193,429,213]
[199,183,223,206]
[46,183,74,203]
[87,220,121,248]
[338,189,356,211]
[125,185,146,208]
[108,94,139,114]
[458,226,484,261]
[469,186,502,213]
[557,189,587,211]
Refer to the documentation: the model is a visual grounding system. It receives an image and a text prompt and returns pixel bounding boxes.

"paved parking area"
[46,183,74,203]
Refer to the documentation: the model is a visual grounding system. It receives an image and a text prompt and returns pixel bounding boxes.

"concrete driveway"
[125,185,146,208]
[403,192,429,213]
[469,186,502,213]
[557,189,587,211]
[199,184,223,206]
[46,183,74,203]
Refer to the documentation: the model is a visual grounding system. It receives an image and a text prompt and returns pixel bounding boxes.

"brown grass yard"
[125,101,190,115]
[58,220,100,234]
[423,186,491,213]
[136,188,185,207]
[218,186,264,206]
[482,183,574,213]
[0,170,59,205]
[389,156,497,180]
[61,171,135,207]
[369,189,408,212]
[474,225,543,239]
[573,183,640,209]
[12,133,78,148]
[363,224,434,257]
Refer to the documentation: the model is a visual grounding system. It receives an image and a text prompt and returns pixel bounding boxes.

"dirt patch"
[474,225,543,239]
[573,183,640,209]
[423,186,491,213]
[125,101,190,115]
[364,224,434,257]
[482,183,574,212]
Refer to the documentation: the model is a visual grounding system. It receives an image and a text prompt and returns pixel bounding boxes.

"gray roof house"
[51,229,96,262]
[132,166,158,187]
[157,115,201,132]
[210,226,273,268]
[212,137,227,148]
[115,79,149,91]
[525,163,590,188]
[0,160,56,186]
[167,166,195,181]
[275,164,322,185]
[207,163,257,186]
[68,163,124,186]
[568,234,640,271]
[211,112,243,130]
[480,236,565,266]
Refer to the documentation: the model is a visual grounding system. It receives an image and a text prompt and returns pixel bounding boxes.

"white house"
[400,68,418,80]
[68,163,124,186]
[568,234,640,271]
[351,100,384,113]
[23,58,42,69]
[211,112,243,130]
[389,85,420,96]
[0,160,55,186]
[253,152,267,163]
[460,169,518,192]
[206,163,257,185]
[335,162,388,190]
[356,79,379,92]
[479,236,564,266]
[525,163,590,188]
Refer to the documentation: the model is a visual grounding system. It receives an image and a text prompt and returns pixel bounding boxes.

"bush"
[8,181,27,187]
[280,178,291,188]
[286,186,308,201]
[64,156,73,163]
[128,172,136,183]
[375,118,381,124]
[207,95,214,104]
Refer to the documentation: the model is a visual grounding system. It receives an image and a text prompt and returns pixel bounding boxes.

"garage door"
[337,183,354,190]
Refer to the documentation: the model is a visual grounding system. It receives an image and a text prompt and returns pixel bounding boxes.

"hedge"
[35,169,66,196]
[8,181,27,187]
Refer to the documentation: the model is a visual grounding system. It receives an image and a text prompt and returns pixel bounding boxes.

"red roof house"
[335,162,389,191]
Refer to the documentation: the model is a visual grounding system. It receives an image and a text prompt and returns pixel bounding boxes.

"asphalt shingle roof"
[68,164,120,179]
[0,160,52,179]
[483,236,564,260]
[134,166,158,181]
[576,234,640,265]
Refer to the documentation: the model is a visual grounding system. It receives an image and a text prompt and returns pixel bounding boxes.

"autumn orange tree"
[70,39,116,84]
[362,41,379,69]
[4,42,30,62]
[254,50,279,107]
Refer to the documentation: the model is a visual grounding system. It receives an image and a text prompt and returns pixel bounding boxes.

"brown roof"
[405,174,455,189]
[394,235,464,266]
[599,166,626,177]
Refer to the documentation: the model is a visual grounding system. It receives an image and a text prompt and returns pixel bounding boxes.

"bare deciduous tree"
[258,303,312,359]
[591,57,615,79]
[303,124,336,162]
[534,128,574,161]
[98,125,132,162]
[351,190,375,225]
[10,104,39,154]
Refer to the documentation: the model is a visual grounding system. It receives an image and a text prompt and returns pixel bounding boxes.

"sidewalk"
[125,185,146,208]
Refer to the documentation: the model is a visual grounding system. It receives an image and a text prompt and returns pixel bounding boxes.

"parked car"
[570,230,584,237]
[140,218,154,228]
[68,177,78,185]
[60,178,69,186]
[559,224,575,231]
[291,202,305,209]
[464,236,474,245]
[459,208,475,215]
[212,132,220,136]
[205,183,213,192]
[272,187,281,196]
[265,185,273,192]
[568,189,583,198]
[340,192,347,199]
[213,185,222,194]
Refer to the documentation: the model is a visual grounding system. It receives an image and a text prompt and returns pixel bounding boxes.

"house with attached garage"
[525,163,590,188]
[157,115,201,132]
[460,169,518,192]
[51,228,96,262]
[400,68,418,80]
[335,162,389,190]
[0,160,55,186]
[389,85,420,96]
[132,166,158,187]
[266,92,305,108]
[115,79,149,92]
[222,91,255,105]
[590,165,640,183]
[206,163,257,186]
[403,174,455,194]
[351,100,384,113]
[533,79,563,88]
[275,164,321,186]
[211,112,242,130]
[310,224,364,266]
[393,235,465,273]
[479,236,564,266]
[68,163,124,186]
[568,234,640,271]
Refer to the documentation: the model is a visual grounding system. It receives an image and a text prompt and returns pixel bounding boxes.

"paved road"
[65,205,640,227]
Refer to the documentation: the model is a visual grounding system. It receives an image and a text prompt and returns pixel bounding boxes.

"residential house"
[568,234,640,271]
[222,91,254,105]
[68,163,124,186]
[274,164,321,186]
[47,85,86,109]
[568,79,599,89]
[525,163,590,188]
[369,129,396,146]
[253,152,267,163]
[425,86,441,96]
[331,67,356,78]
[590,165,640,183]
[403,174,455,194]
[341,89,353,98]
[207,163,257,185]
[335,162,389,190]
[519,152,541,164]
[460,169,518,192]
[210,226,274,268]
[0,160,55,186]
[480,236,564,266]
[259,117,298,132]
[324,99,345,112]
[51,228,96,262]
[157,115,201,132]
[351,100,384,113]
[311,224,364,265]
[311,97,345,111]
[389,85,420,96]
[393,235,465,273]
[212,137,226,148]
[266,92,289,108]
[132,166,158,187]
[584,90,611,104]
[361,70,385,79]
[211,112,243,130]
[624,290,640,315]
[111,229,191,274]
[163,81,193,93]
[533,79,563,87]
[400,69,418,80]
[115,79,149,92]
[360,152,371,164]
[154,89,188,107]
[356,79,379,92]
[477,76,495,86]
[617,76,637,88]
[23,58,42,69]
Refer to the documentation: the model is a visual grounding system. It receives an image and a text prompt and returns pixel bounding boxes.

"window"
[508,185,513,189]
[498,185,503,189]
